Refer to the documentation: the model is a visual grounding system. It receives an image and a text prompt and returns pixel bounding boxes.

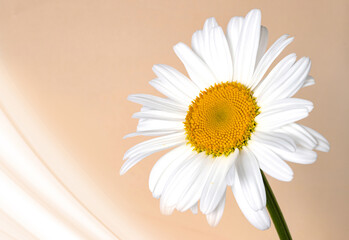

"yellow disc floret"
[184,81,259,157]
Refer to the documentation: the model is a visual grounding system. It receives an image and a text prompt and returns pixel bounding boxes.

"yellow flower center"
[184,81,259,157]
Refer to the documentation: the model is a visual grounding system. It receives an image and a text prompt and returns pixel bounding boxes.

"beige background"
[0,0,348,239]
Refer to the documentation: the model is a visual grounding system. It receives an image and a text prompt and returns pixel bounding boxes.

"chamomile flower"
[121,9,329,229]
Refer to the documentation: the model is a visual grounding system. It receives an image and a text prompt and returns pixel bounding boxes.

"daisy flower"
[120,9,329,231]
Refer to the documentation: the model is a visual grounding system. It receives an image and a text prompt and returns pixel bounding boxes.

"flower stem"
[261,171,292,240]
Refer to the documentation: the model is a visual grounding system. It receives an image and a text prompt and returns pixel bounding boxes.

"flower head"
[121,9,329,229]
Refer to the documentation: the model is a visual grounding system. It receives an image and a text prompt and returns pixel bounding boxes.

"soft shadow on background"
[0,0,347,239]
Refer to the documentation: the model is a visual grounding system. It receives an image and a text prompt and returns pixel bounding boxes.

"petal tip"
[119,166,126,175]
[249,8,261,15]
[123,133,133,139]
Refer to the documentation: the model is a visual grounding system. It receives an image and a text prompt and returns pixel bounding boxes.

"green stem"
[261,171,292,240]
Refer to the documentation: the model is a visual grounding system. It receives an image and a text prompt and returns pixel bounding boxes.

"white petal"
[151,145,195,198]
[128,94,187,112]
[259,57,311,105]
[269,146,317,164]
[205,26,233,82]
[278,123,317,150]
[160,152,207,213]
[120,132,186,175]
[192,30,206,59]
[160,205,175,216]
[125,121,181,138]
[255,26,269,67]
[273,57,311,99]
[260,98,313,113]
[203,18,219,32]
[149,78,192,105]
[250,35,294,89]
[256,107,309,131]
[254,53,297,99]
[200,150,238,214]
[232,175,271,230]
[204,17,219,30]
[303,75,315,88]
[206,193,226,227]
[123,130,178,138]
[191,17,218,60]
[152,64,200,99]
[252,131,296,152]
[234,9,261,85]
[176,156,213,212]
[301,125,330,152]
[149,145,192,193]
[192,20,233,83]
[173,42,217,90]
[136,118,184,132]
[132,109,185,121]
[190,203,198,215]
[226,163,236,186]
[226,16,244,63]
[248,141,293,182]
[235,148,266,211]
[139,106,151,112]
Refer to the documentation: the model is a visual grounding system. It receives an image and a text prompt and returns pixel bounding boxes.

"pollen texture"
[184,81,259,157]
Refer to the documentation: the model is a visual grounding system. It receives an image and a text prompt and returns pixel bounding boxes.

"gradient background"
[0,0,347,239]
